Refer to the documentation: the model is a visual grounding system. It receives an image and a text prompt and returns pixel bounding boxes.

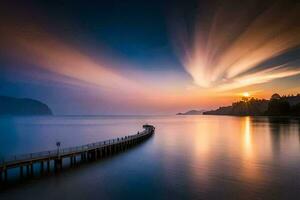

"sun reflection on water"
[155,116,300,196]
[243,116,253,158]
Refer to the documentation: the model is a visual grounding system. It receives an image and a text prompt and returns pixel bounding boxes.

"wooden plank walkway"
[0,124,155,183]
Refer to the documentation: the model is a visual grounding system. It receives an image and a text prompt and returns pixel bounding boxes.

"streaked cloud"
[173,0,300,91]
[216,64,300,91]
[0,19,202,113]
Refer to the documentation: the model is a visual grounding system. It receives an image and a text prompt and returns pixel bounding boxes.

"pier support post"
[100,148,103,158]
[20,166,24,178]
[0,168,2,182]
[54,158,62,172]
[4,169,7,182]
[97,149,99,159]
[84,152,87,161]
[40,161,44,174]
[101,148,104,157]
[30,163,33,176]
[26,165,30,177]
[47,160,50,173]
[70,156,73,166]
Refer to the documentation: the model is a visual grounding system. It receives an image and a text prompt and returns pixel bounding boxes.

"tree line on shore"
[203,94,300,116]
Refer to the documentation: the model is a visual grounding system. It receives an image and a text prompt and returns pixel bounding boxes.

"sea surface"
[0,115,300,199]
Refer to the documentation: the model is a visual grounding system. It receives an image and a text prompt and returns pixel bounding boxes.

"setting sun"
[243,92,250,97]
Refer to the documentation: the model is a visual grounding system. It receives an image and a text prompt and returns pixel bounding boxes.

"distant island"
[203,93,300,116]
[0,96,53,115]
[177,109,206,115]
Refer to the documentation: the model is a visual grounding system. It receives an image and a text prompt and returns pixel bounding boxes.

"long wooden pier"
[0,124,155,183]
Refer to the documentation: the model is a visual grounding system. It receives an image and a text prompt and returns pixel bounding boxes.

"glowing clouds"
[0,21,150,98]
[0,20,205,113]
[173,0,300,91]
[216,65,300,91]
[185,56,212,88]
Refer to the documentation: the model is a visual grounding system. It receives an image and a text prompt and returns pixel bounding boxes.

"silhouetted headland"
[203,93,300,116]
[177,109,206,115]
[0,96,52,115]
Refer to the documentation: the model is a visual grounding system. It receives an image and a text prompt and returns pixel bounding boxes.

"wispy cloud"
[0,20,200,112]
[173,0,300,91]
[216,64,300,91]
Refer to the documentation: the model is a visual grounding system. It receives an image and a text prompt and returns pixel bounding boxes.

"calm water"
[1,115,300,199]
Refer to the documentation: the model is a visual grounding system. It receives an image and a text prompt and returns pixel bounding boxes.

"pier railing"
[0,129,151,166]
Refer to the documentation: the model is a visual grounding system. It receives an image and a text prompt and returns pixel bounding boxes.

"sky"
[0,0,300,115]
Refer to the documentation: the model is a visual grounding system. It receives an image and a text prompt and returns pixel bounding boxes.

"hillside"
[177,110,206,115]
[0,96,53,115]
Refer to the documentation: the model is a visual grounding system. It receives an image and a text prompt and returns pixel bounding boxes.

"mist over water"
[1,115,300,199]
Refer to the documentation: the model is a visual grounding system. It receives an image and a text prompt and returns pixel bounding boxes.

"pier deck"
[0,124,155,182]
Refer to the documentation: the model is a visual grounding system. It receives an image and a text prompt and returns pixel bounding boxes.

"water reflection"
[240,116,258,183]
[1,115,300,199]
[269,117,287,156]
[190,117,217,190]
[181,116,300,195]
[268,117,300,161]
[243,116,253,158]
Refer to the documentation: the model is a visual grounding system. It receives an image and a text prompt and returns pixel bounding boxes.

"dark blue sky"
[10,0,185,69]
